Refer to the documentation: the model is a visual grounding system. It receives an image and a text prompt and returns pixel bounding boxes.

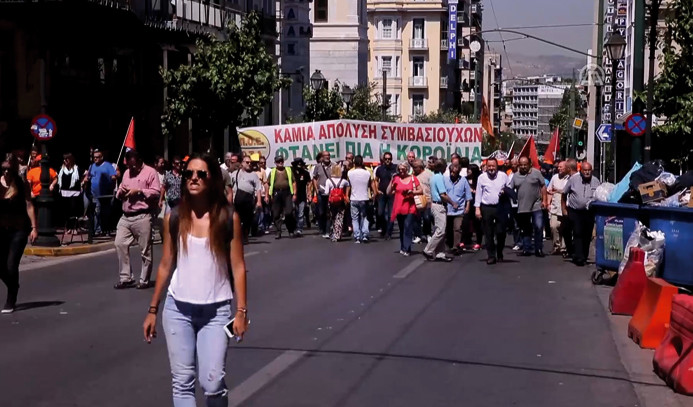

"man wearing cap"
[291,157,311,236]
[268,155,297,239]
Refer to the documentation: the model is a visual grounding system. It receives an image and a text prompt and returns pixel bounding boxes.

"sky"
[481,0,596,60]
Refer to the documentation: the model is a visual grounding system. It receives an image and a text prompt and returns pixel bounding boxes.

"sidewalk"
[22,231,114,257]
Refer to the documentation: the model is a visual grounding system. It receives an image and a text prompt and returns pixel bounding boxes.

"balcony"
[409,76,428,88]
[408,113,424,122]
[440,39,448,49]
[457,38,469,48]
[409,38,428,50]
[458,59,470,69]
[440,76,448,88]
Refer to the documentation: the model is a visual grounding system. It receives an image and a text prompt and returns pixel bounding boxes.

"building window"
[287,43,296,55]
[412,95,424,116]
[412,57,424,77]
[287,8,296,20]
[315,0,328,22]
[413,19,424,39]
[382,19,393,39]
[381,56,392,76]
[387,94,400,116]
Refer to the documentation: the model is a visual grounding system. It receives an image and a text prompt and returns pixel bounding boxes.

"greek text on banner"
[238,120,483,164]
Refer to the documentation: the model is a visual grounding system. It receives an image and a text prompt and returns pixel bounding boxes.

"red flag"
[481,96,494,138]
[124,117,135,150]
[544,128,560,164]
[519,136,541,170]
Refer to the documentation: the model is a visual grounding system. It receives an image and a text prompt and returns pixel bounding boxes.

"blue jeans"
[162,294,232,407]
[295,200,306,232]
[518,210,544,253]
[396,214,415,253]
[377,194,394,237]
[350,201,369,241]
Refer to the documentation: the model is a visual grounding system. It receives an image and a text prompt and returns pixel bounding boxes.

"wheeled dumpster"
[646,206,693,287]
[592,202,643,283]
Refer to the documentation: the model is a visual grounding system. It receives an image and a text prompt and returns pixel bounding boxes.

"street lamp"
[341,85,354,115]
[310,70,326,120]
[605,31,626,182]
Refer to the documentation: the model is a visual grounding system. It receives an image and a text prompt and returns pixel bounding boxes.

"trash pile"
[618,222,666,277]
[595,161,693,208]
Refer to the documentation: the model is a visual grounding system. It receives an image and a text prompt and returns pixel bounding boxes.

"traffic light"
[576,130,586,156]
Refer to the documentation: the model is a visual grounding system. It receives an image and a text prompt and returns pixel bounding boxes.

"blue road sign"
[30,114,57,141]
[596,123,624,143]
[448,2,457,61]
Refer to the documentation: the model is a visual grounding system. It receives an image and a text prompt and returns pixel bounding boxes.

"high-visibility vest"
[269,167,294,195]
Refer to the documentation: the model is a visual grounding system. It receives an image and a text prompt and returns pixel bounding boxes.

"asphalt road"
[2,232,644,407]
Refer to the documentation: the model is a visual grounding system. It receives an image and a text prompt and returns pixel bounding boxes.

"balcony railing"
[408,113,424,122]
[409,38,428,50]
[440,76,448,88]
[440,39,448,49]
[409,76,428,88]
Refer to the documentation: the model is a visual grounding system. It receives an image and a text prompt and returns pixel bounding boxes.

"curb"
[23,242,114,257]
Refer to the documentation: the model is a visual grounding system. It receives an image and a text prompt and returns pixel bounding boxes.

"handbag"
[233,170,255,207]
[412,176,427,209]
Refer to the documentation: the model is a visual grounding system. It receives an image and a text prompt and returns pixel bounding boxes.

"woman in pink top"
[387,162,422,256]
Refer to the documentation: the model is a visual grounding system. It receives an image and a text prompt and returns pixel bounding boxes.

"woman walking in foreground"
[143,154,248,406]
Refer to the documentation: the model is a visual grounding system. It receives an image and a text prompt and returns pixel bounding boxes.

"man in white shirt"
[545,161,570,255]
[475,157,512,265]
[347,155,377,243]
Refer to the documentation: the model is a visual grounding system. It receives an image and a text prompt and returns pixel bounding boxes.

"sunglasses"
[183,169,209,179]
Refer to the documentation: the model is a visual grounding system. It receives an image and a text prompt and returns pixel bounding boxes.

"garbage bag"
[629,161,665,190]
[595,183,615,202]
[618,222,666,277]
[656,172,677,188]
[609,162,642,202]
[651,191,683,208]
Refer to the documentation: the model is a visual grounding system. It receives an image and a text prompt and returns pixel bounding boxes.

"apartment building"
[510,76,568,145]
[482,53,502,135]
[367,0,484,122]
[310,0,369,88]
[277,0,311,122]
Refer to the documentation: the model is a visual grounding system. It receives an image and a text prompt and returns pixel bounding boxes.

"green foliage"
[301,82,396,122]
[411,109,466,124]
[343,83,388,121]
[302,83,344,122]
[161,11,290,149]
[549,85,586,155]
[651,0,693,169]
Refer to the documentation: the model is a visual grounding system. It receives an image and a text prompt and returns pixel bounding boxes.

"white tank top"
[168,234,234,304]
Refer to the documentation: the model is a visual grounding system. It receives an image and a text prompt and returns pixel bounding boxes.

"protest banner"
[238,120,483,164]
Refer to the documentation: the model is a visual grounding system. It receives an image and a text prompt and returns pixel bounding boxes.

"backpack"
[168,205,235,292]
[328,180,345,205]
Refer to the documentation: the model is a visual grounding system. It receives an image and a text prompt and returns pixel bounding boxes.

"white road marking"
[227,350,307,406]
[244,251,259,258]
[393,258,425,279]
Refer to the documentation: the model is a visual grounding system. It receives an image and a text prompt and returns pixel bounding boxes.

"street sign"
[30,114,57,141]
[573,118,584,129]
[596,123,625,143]
[448,2,457,61]
[470,40,482,53]
[624,113,646,137]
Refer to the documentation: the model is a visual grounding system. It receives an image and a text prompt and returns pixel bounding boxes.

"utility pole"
[569,69,576,157]
[629,0,646,164]
[592,0,605,178]
[644,0,660,163]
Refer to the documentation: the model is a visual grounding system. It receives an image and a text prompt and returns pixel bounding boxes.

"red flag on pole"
[481,96,495,138]
[124,117,135,150]
[519,136,541,169]
[544,128,560,164]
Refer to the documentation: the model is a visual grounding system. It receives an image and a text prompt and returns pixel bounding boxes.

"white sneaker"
[1,307,14,314]
[512,245,521,251]
[322,234,330,239]
[412,237,422,244]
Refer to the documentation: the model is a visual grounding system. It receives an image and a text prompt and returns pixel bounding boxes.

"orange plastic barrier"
[609,247,647,315]
[654,294,693,395]
[628,277,678,349]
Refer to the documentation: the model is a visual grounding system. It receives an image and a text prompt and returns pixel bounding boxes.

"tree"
[549,86,586,155]
[651,0,693,171]
[301,83,344,122]
[161,12,290,153]
[411,109,467,124]
[343,83,388,122]
[300,82,395,122]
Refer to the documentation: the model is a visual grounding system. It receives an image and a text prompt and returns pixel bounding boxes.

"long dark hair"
[1,156,22,199]
[177,154,230,263]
